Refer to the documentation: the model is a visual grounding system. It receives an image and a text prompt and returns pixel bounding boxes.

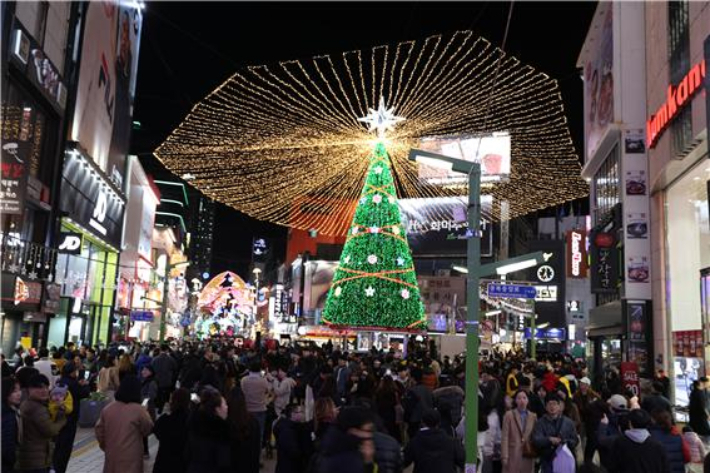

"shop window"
[668,0,690,85]
[593,144,620,224]
[671,105,694,157]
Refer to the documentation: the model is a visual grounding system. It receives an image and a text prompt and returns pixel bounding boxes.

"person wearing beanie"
[531,393,578,473]
[609,408,669,473]
[403,408,464,473]
[16,374,67,471]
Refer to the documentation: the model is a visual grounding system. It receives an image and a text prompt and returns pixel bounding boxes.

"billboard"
[583,3,613,161]
[303,260,338,312]
[71,1,143,188]
[418,276,466,333]
[398,196,493,257]
[416,133,511,185]
[566,230,588,278]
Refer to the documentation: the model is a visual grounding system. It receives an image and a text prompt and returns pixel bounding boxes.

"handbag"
[522,437,537,458]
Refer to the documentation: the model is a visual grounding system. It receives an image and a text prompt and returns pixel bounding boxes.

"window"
[34,2,50,47]
[593,145,620,224]
[668,1,693,156]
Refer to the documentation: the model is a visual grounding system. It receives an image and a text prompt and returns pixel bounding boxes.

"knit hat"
[580,377,591,385]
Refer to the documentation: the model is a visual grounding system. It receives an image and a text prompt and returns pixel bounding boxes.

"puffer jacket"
[649,426,689,473]
[374,431,402,473]
[16,398,66,470]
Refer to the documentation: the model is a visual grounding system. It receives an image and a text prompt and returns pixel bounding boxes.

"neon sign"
[647,60,706,148]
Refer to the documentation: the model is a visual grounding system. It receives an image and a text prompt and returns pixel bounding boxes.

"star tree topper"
[358,97,405,138]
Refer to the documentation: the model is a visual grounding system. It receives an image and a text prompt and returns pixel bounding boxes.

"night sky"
[130,1,598,279]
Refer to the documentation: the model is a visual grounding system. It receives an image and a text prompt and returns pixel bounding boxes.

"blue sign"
[487,283,536,299]
[523,327,567,340]
[130,310,154,322]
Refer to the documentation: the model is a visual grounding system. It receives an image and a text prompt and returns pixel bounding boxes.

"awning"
[587,300,623,337]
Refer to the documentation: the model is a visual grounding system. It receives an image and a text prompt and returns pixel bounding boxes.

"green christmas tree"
[322,142,425,329]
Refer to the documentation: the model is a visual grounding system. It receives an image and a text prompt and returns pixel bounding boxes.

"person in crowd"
[641,381,674,417]
[313,397,338,443]
[608,408,669,473]
[53,362,90,473]
[97,354,120,400]
[433,376,465,431]
[481,370,503,412]
[335,355,352,405]
[241,360,271,449]
[153,344,178,414]
[683,426,707,473]
[118,353,135,381]
[318,406,377,473]
[273,403,313,473]
[403,408,465,473]
[655,369,671,399]
[506,366,520,398]
[140,364,158,457]
[34,348,57,389]
[597,394,629,471]
[403,368,434,440]
[689,378,710,444]
[2,377,22,473]
[649,409,689,473]
[227,389,261,473]
[185,388,231,473]
[557,387,582,435]
[135,347,152,376]
[501,389,537,473]
[16,374,67,472]
[531,393,578,473]
[572,376,601,462]
[153,388,191,473]
[374,376,400,440]
[481,404,502,473]
[96,375,153,473]
[372,421,403,473]
[271,366,297,417]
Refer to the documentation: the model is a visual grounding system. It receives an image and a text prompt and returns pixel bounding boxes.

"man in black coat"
[403,409,465,473]
[318,407,376,473]
[53,362,90,473]
[609,408,669,473]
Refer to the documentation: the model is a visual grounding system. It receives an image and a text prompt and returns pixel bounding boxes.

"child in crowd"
[48,383,73,421]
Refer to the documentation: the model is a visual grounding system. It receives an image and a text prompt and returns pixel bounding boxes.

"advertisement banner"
[304,260,338,312]
[0,275,42,311]
[416,133,511,184]
[590,207,621,294]
[673,330,704,358]
[527,239,566,327]
[620,362,640,397]
[57,231,84,254]
[625,300,652,376]
[398,196,493,257]
[42,283,62,314]
[0,140,29,215]
[566,230,588,278]
[418,276,466,333]
[71,1,142,186]
[583,3,613,160]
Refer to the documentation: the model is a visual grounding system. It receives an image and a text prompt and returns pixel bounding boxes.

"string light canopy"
[156,30,588,235]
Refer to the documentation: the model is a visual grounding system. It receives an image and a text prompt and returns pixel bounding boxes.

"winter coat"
[273,417,313,473]
[649,426,689,473]
[609,429,670,473]
[97,366,120,396]
[185,410,232,473]
[141,377,158,420]
[95,400,153,473]
[688,387,710,436]
[403,427,465,473]
[641,393,673,417]
[57,375,90,423]
[15,398,67,470]
[152,353,178,389]
[153,409,189,473]
[406,384,434,424]
[433,385,464,426]
[2,404,19,471]
[572,389,600,431]
[136,354,152,376]
[597,409,629,470]
[531,414,578,469]
[501,409,536,473]
[230,415,261,473]
[317,427,367,473]
[683,431,707,463]
[373,431,402,473]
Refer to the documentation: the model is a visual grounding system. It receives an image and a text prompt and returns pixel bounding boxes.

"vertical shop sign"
[566,230,588,278]
[0,141,29,215]
[620,362,640,397]
[625,300,652,376]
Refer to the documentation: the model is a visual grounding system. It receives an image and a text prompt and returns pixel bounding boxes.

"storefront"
[47,148,125,348]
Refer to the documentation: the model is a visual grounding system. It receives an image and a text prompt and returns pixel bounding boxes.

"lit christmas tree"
[322,140,425,329]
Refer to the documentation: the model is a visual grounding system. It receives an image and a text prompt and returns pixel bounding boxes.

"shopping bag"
[552,444,576,473]
[305,384,314,422]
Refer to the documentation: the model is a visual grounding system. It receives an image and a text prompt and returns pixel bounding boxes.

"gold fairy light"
[156,31,588,236]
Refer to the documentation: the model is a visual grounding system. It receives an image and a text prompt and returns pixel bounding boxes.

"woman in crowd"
[153,388,191,473]
[374,376,400,440]
[649,409,689,473]
[140,365,158,458]
[118,353,135,381]
[95,375,153,473]
[186,388,231,473]
[2,377,22,473]
[500,390,536,473]
[227,389,261,473]
[97,355,120,400]
[274,403,314,473]
[313,397,338,444]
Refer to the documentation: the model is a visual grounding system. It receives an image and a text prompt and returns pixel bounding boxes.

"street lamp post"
[159,261,190,343]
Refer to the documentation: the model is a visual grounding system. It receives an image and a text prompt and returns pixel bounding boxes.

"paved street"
[67,426,278,473]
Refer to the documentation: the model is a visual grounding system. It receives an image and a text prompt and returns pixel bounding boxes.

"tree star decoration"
[365,286,375,297]
[357,97,405,138]
[156,31,588,236]
[372,194,382,204]
[396,257,405,266]
[344,255,351,264]
[335,287,342,297]
[367,255,378,265]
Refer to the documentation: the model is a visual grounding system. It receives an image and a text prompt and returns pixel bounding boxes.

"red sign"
[620,361,640,397]
[566,230,588,278]
[647,60,706,148]
[594,232,615,249]
[673,330,704,358]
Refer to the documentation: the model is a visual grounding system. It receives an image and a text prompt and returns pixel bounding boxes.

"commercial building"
[187,194,215,283]
[1,2,74,353]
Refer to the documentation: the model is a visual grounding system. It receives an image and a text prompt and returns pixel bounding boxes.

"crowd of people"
[2,336,710,473]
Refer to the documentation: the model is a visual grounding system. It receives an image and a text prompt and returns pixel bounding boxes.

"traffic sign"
[487,283,536,299]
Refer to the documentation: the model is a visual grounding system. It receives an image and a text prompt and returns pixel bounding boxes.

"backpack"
[402,388,420,423]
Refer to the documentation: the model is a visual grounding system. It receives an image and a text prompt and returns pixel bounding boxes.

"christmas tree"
[322,142,426,329]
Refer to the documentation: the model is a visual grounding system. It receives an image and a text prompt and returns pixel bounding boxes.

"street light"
[409,148,481,468]
[159,261,190,343]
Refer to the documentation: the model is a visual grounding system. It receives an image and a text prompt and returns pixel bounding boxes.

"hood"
[625,428,651,443]
[320,425,360,456]
[189,410,230,439]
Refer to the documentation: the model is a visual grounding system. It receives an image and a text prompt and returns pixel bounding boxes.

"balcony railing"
[0,233,57,281]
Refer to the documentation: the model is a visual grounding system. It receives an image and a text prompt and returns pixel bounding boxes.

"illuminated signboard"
[534,285,558,302]
[416,132,511,185]
[566,230,588,278]
[647,60,706,148]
